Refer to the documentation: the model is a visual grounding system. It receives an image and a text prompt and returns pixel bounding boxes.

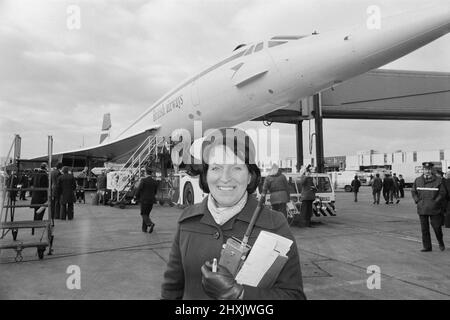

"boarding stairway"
[0,135,54,262]
[111,135,166,205]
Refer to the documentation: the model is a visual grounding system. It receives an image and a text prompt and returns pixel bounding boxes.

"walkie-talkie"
[218,195,266,277]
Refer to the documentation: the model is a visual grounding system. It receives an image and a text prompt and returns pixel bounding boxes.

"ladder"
[112,135,165,204]
[0,135,54,262]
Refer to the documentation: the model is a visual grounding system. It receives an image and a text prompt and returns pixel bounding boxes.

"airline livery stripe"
[416,187,439,191]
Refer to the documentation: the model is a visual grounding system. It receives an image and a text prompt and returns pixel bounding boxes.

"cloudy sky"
[1,0,449,160]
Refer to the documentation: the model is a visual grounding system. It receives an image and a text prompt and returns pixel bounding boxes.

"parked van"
[330,171,365,192]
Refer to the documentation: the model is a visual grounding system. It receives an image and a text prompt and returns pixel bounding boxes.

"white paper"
[235,231,292,286]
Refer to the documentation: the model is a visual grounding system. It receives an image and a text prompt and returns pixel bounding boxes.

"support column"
[295,121,303,172]
[314,93,325,173]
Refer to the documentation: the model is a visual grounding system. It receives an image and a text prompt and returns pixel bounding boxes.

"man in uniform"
[411,162,446,252]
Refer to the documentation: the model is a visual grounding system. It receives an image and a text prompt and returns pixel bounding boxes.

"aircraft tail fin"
[99,113,112,144]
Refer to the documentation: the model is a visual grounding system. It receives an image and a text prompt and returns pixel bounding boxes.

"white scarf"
[207,192,248,226]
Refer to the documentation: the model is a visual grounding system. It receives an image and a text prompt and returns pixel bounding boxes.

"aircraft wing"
[30,125,161,163]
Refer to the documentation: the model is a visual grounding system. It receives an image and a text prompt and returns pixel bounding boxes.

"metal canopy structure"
[253,69,450,123]
[252,69,450,173]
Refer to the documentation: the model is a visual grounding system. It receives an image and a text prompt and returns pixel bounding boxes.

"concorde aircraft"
[32,4,450,164]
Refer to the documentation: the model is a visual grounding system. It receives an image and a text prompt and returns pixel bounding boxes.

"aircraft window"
[268,41,288,48]
[255,42,263,52]
[244,45,254,56]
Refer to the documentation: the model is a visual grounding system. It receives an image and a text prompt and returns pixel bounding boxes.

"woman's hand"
[201,260,244,300]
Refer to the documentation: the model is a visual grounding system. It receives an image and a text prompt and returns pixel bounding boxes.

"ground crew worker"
[351,175,361,202]
[261,164,290,219]
[411,162,446,252]
[371,173,382,204]
[134,167,158,233]
[298,165,316,227]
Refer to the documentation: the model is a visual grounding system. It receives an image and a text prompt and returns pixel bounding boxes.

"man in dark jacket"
[351,175,361,202]
[30,163,48,234]
[261,164,290,219]
[371,173,383,204]
[411,162,446,252]
[57,166,76,220]
[50,162,63,219]
[382,174,394,204]
[298,165,316,227]
[134,167,159,233]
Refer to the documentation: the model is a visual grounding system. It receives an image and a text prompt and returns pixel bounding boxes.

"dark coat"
[57,173,76,204]
[135,176,158,205]
[393,176,400,191]
[161,195,305,300]
[50,169,61,197]
[299,175,316,201]
[411,174,445,216]
[382,177,394,192]
[399,178,405,189]
[371,177,382,192]
[262,170,290,204]
[351,179,361,193]
[31,170,48,205]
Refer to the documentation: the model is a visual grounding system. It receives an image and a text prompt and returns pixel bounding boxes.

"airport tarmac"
[1,187,449,300]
